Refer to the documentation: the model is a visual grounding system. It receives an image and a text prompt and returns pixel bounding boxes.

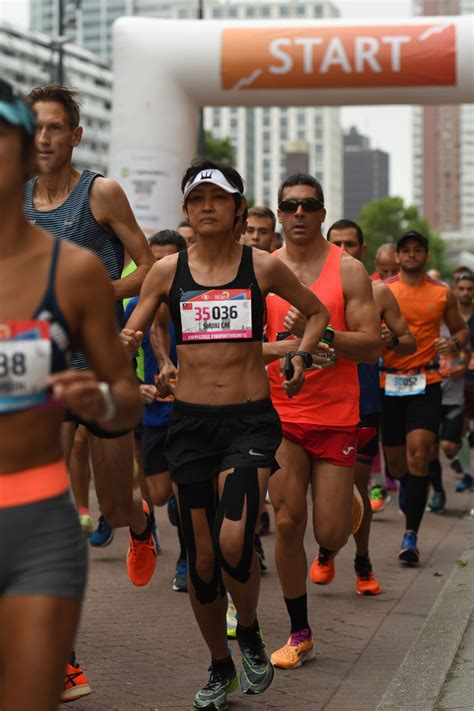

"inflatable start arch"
[109,16,474,232]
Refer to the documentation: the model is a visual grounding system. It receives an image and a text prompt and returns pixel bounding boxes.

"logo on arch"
[221,24,456,91]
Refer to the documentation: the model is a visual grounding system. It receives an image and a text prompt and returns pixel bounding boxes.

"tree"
[358,196,451,276]
[204,130,235,165]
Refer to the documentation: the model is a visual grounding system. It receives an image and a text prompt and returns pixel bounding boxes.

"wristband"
[322,325,335,345]
[98,382,117,421]
[388,331,400,349]
[452,337,461,352]
[293,350,313,369]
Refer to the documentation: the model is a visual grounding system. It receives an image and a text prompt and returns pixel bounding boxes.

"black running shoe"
[193,662,238,710]
[237,625,274,696]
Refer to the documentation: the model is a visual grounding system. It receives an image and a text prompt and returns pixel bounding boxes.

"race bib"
[0,321,52,412]
[180,289,252,342]
[385,372,426,397]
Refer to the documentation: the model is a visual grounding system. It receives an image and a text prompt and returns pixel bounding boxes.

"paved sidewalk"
[68,472,473,711]
[377,520,474,711]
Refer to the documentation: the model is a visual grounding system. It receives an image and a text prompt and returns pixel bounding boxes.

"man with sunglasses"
[263,173,381,670]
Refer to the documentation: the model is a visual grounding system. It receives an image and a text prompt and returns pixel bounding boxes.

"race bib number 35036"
[0,321,51,412]
[180,289,252,342]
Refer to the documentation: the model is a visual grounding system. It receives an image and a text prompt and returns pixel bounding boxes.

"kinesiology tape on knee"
[178,481,224,605]
[213,467,260,584]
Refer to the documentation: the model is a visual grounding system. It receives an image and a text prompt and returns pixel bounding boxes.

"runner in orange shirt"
[381,231,468,564]
[263,174,381,670]
[328,219,416,595]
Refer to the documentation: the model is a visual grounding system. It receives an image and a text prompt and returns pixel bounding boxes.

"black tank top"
[169,245,264,346]
[33,239,72,373]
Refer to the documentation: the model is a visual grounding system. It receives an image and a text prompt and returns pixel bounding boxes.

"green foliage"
[358,196,450,276]
[204,130,235,165]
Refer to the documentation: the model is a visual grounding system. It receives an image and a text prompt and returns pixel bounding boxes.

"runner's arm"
[49,249,141,431]
[436,288,469,355]
[125,255,176,336]
[374,283,417,356]
[337,255,382,363]
[90,177,154,299]
[150,304,172,370]
[267,255,329,359]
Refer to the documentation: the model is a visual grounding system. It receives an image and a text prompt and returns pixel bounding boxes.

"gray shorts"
[0,492,88,599]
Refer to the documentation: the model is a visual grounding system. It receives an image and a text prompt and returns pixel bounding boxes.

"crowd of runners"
[1,79,473,711]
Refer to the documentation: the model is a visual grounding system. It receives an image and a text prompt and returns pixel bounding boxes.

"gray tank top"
[24,170,125,369]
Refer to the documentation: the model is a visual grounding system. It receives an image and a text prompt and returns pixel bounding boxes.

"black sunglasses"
[278,198,324,213]
[454,273,474,282]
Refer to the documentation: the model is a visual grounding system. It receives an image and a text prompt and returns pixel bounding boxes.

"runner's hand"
[284,306,307,338]
[381,323,395,348]
[283,356,305,398]
[311,341,336,367]
[435,337,456,356]
[139,383,157,404]
[48,370,112,422]
[156,362,178,398]
[120,328,143,357]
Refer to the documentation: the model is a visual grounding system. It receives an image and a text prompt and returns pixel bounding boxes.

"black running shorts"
[164,398,282,485]
[64,410,132,439]
[381,383,442,447]
[437,404,464,445]
[142,426,169,476]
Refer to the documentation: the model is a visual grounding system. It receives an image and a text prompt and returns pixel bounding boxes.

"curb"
[376,529,474,711]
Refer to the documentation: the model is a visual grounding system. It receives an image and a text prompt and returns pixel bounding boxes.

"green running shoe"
[237,625,274,696]
[193,662,238,710]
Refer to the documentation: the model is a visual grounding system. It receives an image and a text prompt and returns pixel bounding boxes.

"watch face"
[325,328,334,343]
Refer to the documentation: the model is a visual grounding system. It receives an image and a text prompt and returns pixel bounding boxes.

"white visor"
[183,169,241,200]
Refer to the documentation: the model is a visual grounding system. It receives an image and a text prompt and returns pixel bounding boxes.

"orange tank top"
[266,244,359,426]
[381,275,447,386]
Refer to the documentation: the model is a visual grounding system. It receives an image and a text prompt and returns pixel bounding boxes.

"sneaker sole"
[193,675,238,710]
[398,550,419,565]
[240,662,274,695]
[62,684,92,702]
[356,587,382,596]
[90,531,114,548]
[272,645,316,669]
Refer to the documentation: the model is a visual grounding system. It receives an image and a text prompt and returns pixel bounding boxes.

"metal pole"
[57,0,64,84]
[197,0,205,156]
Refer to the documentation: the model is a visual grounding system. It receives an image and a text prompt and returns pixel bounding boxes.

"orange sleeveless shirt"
[266,243,359,426]
[381,274,447,386]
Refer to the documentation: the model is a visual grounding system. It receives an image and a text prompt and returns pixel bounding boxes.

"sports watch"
[293,351,313,369]
[322,326,335,345]
[451,337,461,352]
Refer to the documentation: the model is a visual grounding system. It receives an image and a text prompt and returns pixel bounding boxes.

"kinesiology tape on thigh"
[213,467,260,584]
[178,481,224,605]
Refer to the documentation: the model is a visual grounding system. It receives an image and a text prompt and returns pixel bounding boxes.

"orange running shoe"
[127,501,157,586]
[62,662,92,702]
[309,548,336,585]
[271,632,315,670]
[355,569,382,596]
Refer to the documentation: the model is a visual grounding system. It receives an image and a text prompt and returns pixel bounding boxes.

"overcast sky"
[0,0,414,203]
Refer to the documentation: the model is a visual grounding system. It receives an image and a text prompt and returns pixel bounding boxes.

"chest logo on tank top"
[180,289,252,342]
[0,321,52,412]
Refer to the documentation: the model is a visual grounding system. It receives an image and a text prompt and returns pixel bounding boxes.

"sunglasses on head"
[278,198,324,213]
[454,273,474,282]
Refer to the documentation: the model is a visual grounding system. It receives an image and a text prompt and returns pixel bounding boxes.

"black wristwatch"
[322,326,335,345]
[388,331,400,349]
[293,350,313,369]
[452,337,461,352]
